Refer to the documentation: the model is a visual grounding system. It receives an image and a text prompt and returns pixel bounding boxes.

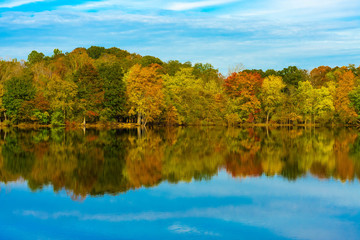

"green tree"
[98,62,126,121]
[193,63,220,84]
[27,50,45,65]
[87,46,106,59]
[3,73,36,122]
[140,56,163,67]
[163,60,192,76]
[280,66,308,86]
[52,49,63,58]
[349,86,360,121]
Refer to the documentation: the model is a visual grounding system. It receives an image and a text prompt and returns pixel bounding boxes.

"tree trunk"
[137,127,141,138]
[266,112,270,125]
[63,107,66,124]
[83,116,86,126]
[137,112,141,125]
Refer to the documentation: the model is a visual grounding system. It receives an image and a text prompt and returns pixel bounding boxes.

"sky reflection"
[1,171,360,240]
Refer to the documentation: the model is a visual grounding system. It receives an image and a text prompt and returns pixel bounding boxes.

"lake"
[1,127,360,240]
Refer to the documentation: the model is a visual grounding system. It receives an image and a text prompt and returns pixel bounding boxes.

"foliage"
[73,63,104,122]
[164,68,226,125]
[27,50,45,65]
[0,47,359,126]
[310,66,331,88]
[98,62,126,121]
[280,66,308,86]
[224,72,263,122]
[332,68,358,123]
[46,75,78,122]
[3,73,36,122]
[260,75,286,124]
[126,64,164,125]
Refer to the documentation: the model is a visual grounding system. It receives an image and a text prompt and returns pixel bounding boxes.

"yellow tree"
[66,48,93,73]
[260,75,286,125]
[126,64,164,125]
[46,74,78,124]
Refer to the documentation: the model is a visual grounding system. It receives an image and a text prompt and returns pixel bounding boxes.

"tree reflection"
[0,127,360,199]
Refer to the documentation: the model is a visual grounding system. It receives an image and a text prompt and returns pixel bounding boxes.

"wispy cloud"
[166,0,238,11]
[62,0,164,11]
[16,201,359,240]
[0,0,359,72]
[0,0,46,8]
[168,224,220,236]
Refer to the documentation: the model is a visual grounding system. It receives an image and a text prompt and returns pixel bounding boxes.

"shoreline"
[0,122,358,129]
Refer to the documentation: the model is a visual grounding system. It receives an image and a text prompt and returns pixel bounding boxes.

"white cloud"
[0,0,359,71]
[168,224,200,234]
[168,224,220,236]
[0,0,46,8]
[166,0,238,11]
[16,201,359,240]
[62,0,165,11]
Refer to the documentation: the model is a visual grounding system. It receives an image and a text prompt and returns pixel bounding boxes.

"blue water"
[1,171,360,240]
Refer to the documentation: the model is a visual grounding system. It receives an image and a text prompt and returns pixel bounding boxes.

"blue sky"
[0,0,360,73]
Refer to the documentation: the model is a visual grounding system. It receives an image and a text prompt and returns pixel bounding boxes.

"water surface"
[1,127,360,239]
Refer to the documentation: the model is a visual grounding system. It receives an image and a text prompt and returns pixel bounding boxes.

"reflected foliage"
[0,127,360,199]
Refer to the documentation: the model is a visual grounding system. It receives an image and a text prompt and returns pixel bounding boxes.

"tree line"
[0,46,360,126]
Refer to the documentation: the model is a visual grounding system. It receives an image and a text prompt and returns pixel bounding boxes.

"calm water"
[1,127,360,240]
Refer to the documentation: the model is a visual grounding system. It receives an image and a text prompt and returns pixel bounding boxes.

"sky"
[0,0,360,73]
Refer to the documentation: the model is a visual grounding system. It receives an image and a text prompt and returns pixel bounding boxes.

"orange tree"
[224,72,263,122]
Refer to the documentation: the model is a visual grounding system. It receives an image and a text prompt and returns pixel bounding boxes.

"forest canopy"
[0,47,360,126]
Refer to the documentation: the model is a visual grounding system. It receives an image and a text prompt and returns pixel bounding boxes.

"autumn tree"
[310,66,331,88]
[0,59,24,83]
[17,92,50,124]
[163,67,224,124]
[126,64,164,125]
[313,86,335,123]
[224,72,263,122]
[296,81,315,124]
[66,48,93,72]
[330,68,358,123]
[296,81,335,124]
[45,75,78,125]
[73,63,104,123]
[260,75,286,124]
